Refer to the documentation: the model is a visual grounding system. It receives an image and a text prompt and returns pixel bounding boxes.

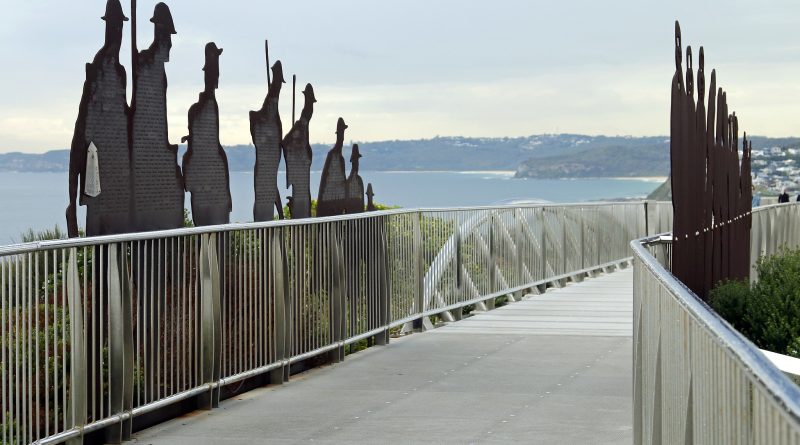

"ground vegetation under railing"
[710,247,800,359]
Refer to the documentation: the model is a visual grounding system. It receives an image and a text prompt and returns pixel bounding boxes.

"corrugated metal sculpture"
[670,21,753,300]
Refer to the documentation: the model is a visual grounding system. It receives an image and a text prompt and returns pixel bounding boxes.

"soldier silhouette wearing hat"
[67,0,132,237]
[344,144,365,214]
[131,2,184,231]
[366,183,377,211]
[282,83,316,218]
[251,60,286,221]
[317,118,349,217]
[182,42,231,226]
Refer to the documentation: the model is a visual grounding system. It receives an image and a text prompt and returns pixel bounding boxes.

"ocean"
[0,171,662,244]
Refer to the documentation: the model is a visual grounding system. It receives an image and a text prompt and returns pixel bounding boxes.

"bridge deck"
[133,268,633,444]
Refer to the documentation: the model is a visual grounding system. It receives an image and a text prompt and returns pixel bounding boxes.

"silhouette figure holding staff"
[282,83,316,218]
[251,59,286,221]
[67,0,132,237]
[182,42,231,226]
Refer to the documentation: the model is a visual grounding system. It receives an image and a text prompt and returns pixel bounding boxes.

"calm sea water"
[0,171,661,244]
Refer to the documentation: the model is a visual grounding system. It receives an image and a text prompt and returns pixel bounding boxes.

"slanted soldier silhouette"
[131,2,184,231]
[344,144,365,214]
[282,83,316,219]
[366,183,377,211]
[67,0,132,237]
[182,42,231,226]
[251,60,286,221]
[317,118,348,217]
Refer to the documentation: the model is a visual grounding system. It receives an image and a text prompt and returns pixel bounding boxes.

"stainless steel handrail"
[632,202,800,444]
[0,201,665,256]
[0,201,671,445]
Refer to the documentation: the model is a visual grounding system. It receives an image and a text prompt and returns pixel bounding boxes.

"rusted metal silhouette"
[317,118,349,217]
[670,21,753,300]
[282,83,315,219]
[345,144,365,214]
[67,4,382,230]
[251,59,286,221]
[366,183,377,211]
[131,2,184,231]
[182,42,232,226]
[67,0,132,237]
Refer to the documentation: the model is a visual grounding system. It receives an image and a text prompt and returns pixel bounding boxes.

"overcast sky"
[0,0,798,153]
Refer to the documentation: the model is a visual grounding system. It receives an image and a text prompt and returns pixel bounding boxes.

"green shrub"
[709,280,751,336]
[710,247,800,358]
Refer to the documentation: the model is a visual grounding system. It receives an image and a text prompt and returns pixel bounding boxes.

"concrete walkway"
[132,268,633,444]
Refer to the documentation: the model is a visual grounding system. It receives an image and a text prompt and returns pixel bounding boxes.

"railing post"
[66,248,86,445]
[198,233,221,409]
[450,228,464,319]
[269,228,290,383]
[106,243,133,443]
[329,226,346,362]
[413,211,426,331]
[541,208,548,282]
[580,208,586,270]
[486,212,496,310]
[597,208,602,266]
[376,217,391,345]
[562,209,567,276]
[513,209,524,301]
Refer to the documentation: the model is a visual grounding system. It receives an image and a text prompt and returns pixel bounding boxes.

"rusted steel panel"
[669,21,752,300]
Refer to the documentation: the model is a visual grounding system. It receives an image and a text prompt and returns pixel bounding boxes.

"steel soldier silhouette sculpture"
[67,0,132,237]
[282,83,316,219]
[366,183,377,211]
[182,42,231,226]
[342,142,367,328]
[131,2,184,231]
[317,118,349,217]
[66,3,137,443]
[344,144,365,214]
[251,59,286,221]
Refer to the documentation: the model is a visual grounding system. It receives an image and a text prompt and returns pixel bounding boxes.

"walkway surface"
[132,268,633,444]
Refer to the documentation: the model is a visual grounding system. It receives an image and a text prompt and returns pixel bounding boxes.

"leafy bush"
[710,248,800,357]
[708,280,751,336]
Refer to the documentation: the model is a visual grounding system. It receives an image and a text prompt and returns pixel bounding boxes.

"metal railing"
[633,202,800,444]
[1,200,671,445]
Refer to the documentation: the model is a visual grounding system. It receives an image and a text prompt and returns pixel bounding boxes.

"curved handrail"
[632,221,800,442]
[0,200,654,256]
[633,234,800,416]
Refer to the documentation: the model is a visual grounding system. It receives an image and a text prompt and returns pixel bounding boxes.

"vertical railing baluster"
[413,211,424,331]
[66,247,86,445]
